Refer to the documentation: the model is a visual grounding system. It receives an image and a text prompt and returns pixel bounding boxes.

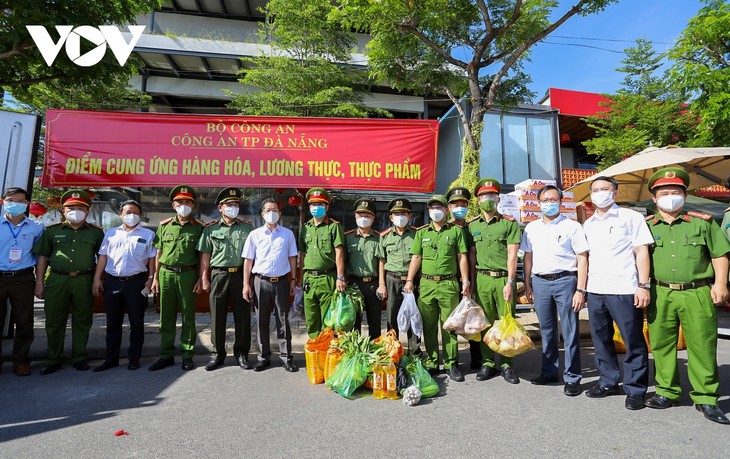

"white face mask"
[122,213,140,227]
[222,206,239,219]
[392,215,408,228]
[429,209,445,222]
[356,216,373,228]
[263,210,280,225]
[176,205,192,218]
[590,191,615,209]
[656,195,685,213]
[65,209,86,224]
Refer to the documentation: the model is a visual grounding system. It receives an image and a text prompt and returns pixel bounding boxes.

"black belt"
[0,267,34,277]
[534,271,576,281]
[351,275,377,283]
[386,271,409,281]
[161,264,198,273]
[655,279,711,291]
[477,269,508,278]
[256,274,286,283]
[52,268,94,277]
[304,269,335,276]
[107,272,147,282]
[212,266,242,273]
[420,273,457,282]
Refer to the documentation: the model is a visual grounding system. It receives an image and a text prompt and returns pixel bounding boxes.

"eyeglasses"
[591,187,614,193]
[539,199,560,203]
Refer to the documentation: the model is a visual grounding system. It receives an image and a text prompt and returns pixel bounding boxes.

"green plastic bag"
[405,356,440,398]
[325,353,370,398]
[323,291,357,332]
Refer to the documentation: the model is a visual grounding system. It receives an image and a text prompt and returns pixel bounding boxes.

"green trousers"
[158,269,198,359]
[303,273,335,338]
[475,273,516,368]
[44,273,93,364]
[418,278,459,370]
[647,285,719,405]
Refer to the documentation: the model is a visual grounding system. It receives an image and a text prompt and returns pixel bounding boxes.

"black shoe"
[73,361,90,371]
[564,382,581,396]
[283,361,299,373]
[447,366,464,382]
[253,360,271,372]
[238,356,252,370]
[586,384,619,398]
[182,358,195,371]
[128,360,140,371]
[40,364,61,375]
[695,404,730,425]
[427,367,440,376]
[530,375,559,385]
[205,358,225,371]
[500,366,520,384]
[148,358,175,371]
[92,360,118,372]
[625,394,645,410]
[644,395,675,409]
[475,365,498,381]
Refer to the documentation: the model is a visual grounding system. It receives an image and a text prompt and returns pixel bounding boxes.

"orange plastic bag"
[643,320,686,352]
[304,328,335,384]
[374,329,404,364]
[324,346,344,382]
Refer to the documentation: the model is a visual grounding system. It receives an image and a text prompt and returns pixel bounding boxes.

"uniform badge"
[396,200,402,206]
[454,189,462,195]
[72,192,80,198]
[665,171,676,178]
[181,187,188,193]
[229,189,236,196]
[485,181,492,187]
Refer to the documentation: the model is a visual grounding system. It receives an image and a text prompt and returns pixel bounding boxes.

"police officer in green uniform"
[33,190,103,375]
[468,178,521,384]
[404,195,469,382]
[298,188,346,338]
[149,185,204,371]
[198,187,254,371]
[345,199,384,339]
[643,168,730,424]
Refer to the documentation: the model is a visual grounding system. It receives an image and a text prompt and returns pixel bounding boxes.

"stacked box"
[514,178,557,191]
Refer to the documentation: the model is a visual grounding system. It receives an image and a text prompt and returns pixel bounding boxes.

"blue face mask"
[310,205,326,219]
[3,202,27,217]
[540,202,560,217]
[451,206,468,220]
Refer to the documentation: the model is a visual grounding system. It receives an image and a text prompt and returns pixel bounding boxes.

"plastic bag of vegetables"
[323,287,364,332]
[325,353,371,398]
[397,292,424,337]
[484,307,535,358]
[405,356,440,398]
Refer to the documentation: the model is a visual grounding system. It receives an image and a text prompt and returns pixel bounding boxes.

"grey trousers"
[254,275,292,363]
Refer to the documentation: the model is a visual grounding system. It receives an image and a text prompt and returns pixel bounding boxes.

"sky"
[510,0,707,101]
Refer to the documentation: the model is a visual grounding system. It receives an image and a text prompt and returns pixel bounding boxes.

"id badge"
[9,248,22,262]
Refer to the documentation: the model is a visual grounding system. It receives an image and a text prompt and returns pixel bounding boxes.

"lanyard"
[5,221,22,240]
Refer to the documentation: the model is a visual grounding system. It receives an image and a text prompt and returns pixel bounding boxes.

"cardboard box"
[514,178,557,191]
[562,191,574,202]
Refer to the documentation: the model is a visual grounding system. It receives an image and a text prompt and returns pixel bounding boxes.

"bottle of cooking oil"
[386,359,398,400]
[373,359,385,400]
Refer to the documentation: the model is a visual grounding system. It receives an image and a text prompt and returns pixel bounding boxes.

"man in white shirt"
[243,198,299,372]
[582,176,654,411]
[92,200,156,371]
[521,185,589,396]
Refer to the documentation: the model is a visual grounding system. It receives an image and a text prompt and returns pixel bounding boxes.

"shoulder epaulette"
[48,222,63,227]
[240,218,253,225]
[725,207,730,213]
[380,227,393,237]
[467,215,481,224]
[645,214,654,221]
[194,219,205,226]
[204,220,217,227]
[160,217,173,225]
[687,211,712,221]
[344,229,355,235]
[415,224,428,230]
[329,218,340,224]
[501,214,516,222]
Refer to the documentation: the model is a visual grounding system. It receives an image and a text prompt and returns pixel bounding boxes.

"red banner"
[42,110,439,192]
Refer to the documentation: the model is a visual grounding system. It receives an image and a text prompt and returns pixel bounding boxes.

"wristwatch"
[638,282,651,290]
[507,279,516,285]
[337,275,346,281]
[576,288,587,295]
[462,280,471,286]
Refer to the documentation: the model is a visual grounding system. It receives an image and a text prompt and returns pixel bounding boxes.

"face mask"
[310,205,326,219]
[3,202,27,217]
[479,199,496,213]
[263,211,280,225]
[176,205,192,218]
[540,202,560,217]
[356,216,373,228]
[656,195,685,213]
[65,209,86,223]
[223,206,239,219]
[590,191,615,209]
[392,215,408,228]
[122,213,140,227]
[451,206,467,220]
[429,209,445,222]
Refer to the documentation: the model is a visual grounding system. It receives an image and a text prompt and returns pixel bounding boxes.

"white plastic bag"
[443,297,489,340]
[289,286,304,321]
[397,291,424,337]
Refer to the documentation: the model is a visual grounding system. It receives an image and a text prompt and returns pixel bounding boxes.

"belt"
[160,264,198,273]
[420,273,457,282]
[52,268,94,277]
[534,271,577,281]
[351,275,377,283]
[477,269,508,278]
[386,272,409,281]
[654,279,712,291]
[256,274,285,283]
[212,266,242,273]
[107,272,147,282]
[0,267,34,277]
[304,269,335,277]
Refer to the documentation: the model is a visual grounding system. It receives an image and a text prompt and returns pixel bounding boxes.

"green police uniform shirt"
[32,222,104,271]
[345,229,383,277]
[153,216,204,267]
[298,217,344,271]
[379,226,417,274]
[646,213,730,283]
[197,218,253,267]
[468,214,521,272]
[410,222,467,276]
[722,210,730,243]
[450,220,475,249]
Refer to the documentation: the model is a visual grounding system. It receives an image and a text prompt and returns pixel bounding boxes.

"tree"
[0,0,159,111]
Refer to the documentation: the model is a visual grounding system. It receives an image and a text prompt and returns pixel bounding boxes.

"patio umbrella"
[567,146,730,202]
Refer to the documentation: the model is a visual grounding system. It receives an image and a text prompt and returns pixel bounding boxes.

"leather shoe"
[92,360,119,372]
[253,360,271,372]
[644,395,675,409]
[73,361,90,371]
[564,382,581,396]
[447,366,465,382]
[695,404,730,425]
[500,366,520,384]
[13,364,31,377]
[238,356,252,370]
[586,384,619,398]
[182,358,195,371]
[475,365,498,381]
[205,358,225,371]
[128,360,140,371]
[40,364,61,375]
[625,394,645,410]
[148,358,175,371]
[530,375,559,385]
[283,361,299,373]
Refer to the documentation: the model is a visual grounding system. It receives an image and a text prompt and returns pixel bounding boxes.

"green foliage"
[616,38,668,100]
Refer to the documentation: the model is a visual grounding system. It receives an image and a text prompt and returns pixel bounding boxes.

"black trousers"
[102,274,147,362]
[253,275,292,363]
[0,271,35,365]
[209,269,250,360]
[384,273,420,350]
[352,277,382,340]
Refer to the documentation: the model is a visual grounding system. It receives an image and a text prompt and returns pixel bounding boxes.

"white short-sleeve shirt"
[520,214,589,275]
[242,224,298,278]
[99,225,157,277]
